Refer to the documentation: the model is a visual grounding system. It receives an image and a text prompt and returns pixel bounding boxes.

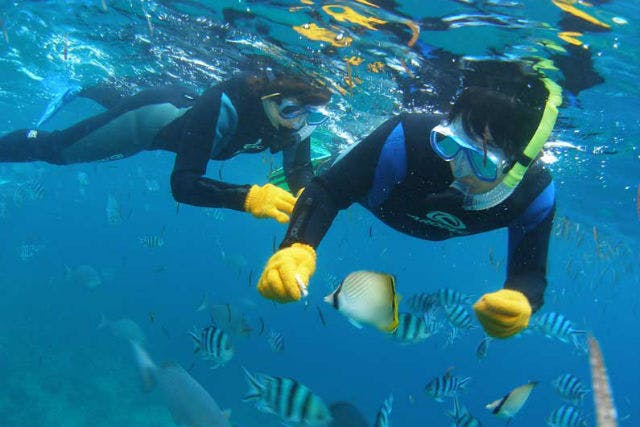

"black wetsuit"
[0,77,313,210]
[282,113,555,311]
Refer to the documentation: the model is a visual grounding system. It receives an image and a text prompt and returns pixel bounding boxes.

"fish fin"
[459,376,472,389]
[196,291,209,312]
[241,366,263,401]
[188,328,201,353]
[348,318,364,329]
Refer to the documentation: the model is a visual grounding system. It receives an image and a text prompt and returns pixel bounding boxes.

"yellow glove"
[244,183,297,224]
[257,243,316,303]
[473,289,532,338]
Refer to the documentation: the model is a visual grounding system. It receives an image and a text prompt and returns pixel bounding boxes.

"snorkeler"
[0,68,332,223]
[257,61,560,339]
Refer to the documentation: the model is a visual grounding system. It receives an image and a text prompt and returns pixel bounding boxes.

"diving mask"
[430,122,508,182]
[278,99,329,126]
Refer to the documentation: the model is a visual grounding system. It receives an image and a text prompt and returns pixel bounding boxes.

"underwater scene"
[0,0,638,426]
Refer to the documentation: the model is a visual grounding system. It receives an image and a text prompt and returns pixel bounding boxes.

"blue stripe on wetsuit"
[366,123,408,208]
[508,182,555,250]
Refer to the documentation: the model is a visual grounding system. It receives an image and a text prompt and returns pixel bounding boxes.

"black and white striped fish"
[533,312,586,348]
[444,304,476,330]
[267,330,285,353]
[189,325,233,368]
[139,235,165,248]
[242,367,332,426]
[406,293,438,313]
[448,397,481,427]
[391,313,440,344]
[433,288,473,307]
[552,374,589,403]
[546,405,588,427]
[425,369,471,402]
[374,394,393,427]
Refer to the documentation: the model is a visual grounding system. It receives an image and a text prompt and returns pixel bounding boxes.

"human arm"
[474,181,555,338]
[258,116,403,302]
[282,137,314,194]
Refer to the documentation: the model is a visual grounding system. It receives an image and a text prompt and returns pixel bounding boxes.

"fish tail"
[241,366,263,402]
[188,328,201,353]
[130,340,156,393]
[459,376,472,390]
[196,291,210,312]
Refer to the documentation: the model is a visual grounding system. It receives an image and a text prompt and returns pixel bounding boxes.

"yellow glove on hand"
[244,184,297,224]
[257,243,316,303]
[473,289,532,338]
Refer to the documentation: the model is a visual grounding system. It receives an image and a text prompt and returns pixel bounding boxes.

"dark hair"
[245,69,332,107]
[449,61,550,160]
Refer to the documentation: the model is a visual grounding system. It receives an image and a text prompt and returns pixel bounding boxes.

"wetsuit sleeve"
[282,137,313,194]
[504,182,556,312]
[280,116,402,249]
[170,86,250,210]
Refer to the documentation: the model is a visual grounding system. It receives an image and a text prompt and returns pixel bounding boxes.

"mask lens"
[306,111,328,125]
[430,129,462,160]
[466,150,499,181]
[279,104,306,119]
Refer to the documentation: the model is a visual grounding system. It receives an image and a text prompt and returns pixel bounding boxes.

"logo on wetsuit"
[407,211,467,235]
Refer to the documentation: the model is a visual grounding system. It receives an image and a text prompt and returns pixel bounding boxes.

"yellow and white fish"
[324,270,399,333]
[486,381,538,420]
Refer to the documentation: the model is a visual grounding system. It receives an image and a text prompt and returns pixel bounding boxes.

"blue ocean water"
[0,1,638,426]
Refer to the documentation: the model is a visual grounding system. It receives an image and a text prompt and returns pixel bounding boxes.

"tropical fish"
[425,369,471,402]
[546,405,588,427]
[197,293,254,338]
[131,342,232,427]
[329,401,368,427]
[533,312,586,349]
[485,381,538,420]
[99,315,146,344]
[267,330,285,353]
[391,312,440,344]
[374,394,393,427]
[242,367,332,426]
[64,264,102,289]
[432,288,474,307]
[552,374,589,403]
[588,335,618,427]
[406,292,438,313]
[476,336,492,362]
[448,397,482,427]
[106,194,123,225]
[17,242,44,261]
[444,304,476,330]
[189,325,233,368]
[139,234,165,248]
[324,271,399,332]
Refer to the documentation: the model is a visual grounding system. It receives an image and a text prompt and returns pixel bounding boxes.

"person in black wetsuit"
[256,61,562,339]
[0,69,332,223]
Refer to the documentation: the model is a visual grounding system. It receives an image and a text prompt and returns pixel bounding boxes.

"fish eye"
[335,33,344,41]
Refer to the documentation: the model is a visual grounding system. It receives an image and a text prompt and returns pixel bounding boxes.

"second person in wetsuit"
[0,69,332,223]
[256,61,561,339]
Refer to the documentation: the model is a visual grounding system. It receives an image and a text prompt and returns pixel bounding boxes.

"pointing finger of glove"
[279,264,302,301]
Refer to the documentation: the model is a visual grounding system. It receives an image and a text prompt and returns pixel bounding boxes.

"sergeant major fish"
[546,405,588,427]
[425,369,471,402]
[392,312,440,344]
[552,373,589,403]
[189,325,233,368]
[374,394,393,427]
[242,367,332,426]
